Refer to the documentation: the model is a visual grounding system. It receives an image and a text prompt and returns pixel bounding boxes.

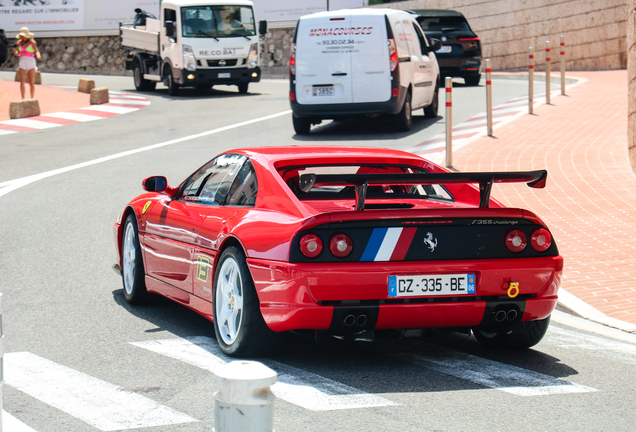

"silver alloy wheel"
[134,64,141,88]
[215,257,244,345]
[122,221,136,295]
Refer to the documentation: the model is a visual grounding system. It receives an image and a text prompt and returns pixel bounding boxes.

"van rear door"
[350,13,391,103]
[295,14,353,105]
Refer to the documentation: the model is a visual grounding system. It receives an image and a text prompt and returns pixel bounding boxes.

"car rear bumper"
[437,55,483,77]
[290,86,406,119]
[177,66,261,85]
[247,256,563,333]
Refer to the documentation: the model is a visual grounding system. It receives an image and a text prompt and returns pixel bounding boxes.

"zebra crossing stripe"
[393,348,598,396]
[131,336,398,411]
[3,411,38,432]
[4,352,197,431]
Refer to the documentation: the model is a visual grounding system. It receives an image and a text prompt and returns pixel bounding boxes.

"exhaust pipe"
[494,310,507,322]
[506,309,518,321]
[343,314,356,326]
[356,314,368,326]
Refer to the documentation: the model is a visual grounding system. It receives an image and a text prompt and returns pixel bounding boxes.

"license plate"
[388,273,475,298]
[437,45,452,53]
[312,86,334,96]
[218,72,231,78]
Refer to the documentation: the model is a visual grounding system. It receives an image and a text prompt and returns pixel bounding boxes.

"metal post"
[528,47,534,114]
[214,361,277,432]
[545,40,551,105]
[560,35,565,96]
[445,76,453,168]
[486,59,493,136]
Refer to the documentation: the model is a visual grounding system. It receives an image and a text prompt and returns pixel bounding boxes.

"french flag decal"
[361,227,417,261]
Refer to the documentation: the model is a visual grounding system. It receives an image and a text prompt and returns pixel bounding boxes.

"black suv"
[408,9,482,86]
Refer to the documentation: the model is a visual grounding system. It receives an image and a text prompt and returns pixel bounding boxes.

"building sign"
[0,0,84,31]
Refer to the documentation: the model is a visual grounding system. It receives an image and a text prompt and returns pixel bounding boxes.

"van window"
[411,23,428,55]
[393,20,409,55]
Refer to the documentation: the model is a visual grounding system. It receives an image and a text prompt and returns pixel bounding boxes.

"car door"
[192,154,256,301]
[295,13,353,105]
[411,21,437,108]
[350,13,391,103]
[404,19,433,108]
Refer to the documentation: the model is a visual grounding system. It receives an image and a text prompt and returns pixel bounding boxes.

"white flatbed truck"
[120,0,266,95]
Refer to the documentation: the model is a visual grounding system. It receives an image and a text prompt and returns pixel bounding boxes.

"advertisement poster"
[0,0,84,31]
[83,0,159,30]
[251,0,364,24]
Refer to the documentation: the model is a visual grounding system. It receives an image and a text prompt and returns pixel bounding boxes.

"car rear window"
[278,164,454,203]
[417,16,471,32]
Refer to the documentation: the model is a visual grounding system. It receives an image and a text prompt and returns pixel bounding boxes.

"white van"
[289,8,441,134]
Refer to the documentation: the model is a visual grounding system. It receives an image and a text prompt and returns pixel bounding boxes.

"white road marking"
[131,336,397,411]
[3,411,39,432]
[80,105,139,114]
[547,326,636,365]
[0,129,17,135]
[0,110,292,198]
[109,99,151,105]
[0,119,62,129]
[395,350,598,396]
[5,352,197,431]
[42,112,104,122]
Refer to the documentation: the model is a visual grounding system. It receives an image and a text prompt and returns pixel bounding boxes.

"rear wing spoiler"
[299,170,547,210]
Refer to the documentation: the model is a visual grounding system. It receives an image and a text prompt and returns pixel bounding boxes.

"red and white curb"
[0,87,150,135]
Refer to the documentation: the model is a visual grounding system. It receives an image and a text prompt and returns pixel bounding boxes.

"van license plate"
[313,86,334,96]
[218,73,231,78]
[388,274,475,298]
[437,45,452,53]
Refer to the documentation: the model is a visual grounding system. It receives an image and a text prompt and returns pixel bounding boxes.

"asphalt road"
[3,73,636,432]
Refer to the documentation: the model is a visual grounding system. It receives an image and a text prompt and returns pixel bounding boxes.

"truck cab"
[121,0,265,95]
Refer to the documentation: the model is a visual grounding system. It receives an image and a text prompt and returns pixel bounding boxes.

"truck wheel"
[292,116,311,135]
[464,74,481,86]
[395,92,413,132]
[133,60,156,91]
[237,83,249,94]
[423,80,439,118]
[166,66,180,96]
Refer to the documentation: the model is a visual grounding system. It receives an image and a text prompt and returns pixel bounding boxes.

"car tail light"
[290,91,295,101]
[300,233,322,258]
[388,38,398,72]
[505,229,527,253]
[290,43,296,76]
[530,228,552,252]
[392,87,399,98]
[329,234,353,258]
[459,37,480,50]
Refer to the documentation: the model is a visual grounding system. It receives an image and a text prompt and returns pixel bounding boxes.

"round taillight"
[505,229,527,253]
[531,228,552,252]
[329,233,353,258]
[300,234,322,258]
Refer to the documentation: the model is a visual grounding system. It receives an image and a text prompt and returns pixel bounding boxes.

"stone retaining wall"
[1,36,128,75]
[375,0,627,71]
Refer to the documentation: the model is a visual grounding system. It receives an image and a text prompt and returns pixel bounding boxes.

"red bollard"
[445,77,453,168]
[560,35,566,96]
[528,47,534,114]
[545,41,551,104]
[486,59,493,136]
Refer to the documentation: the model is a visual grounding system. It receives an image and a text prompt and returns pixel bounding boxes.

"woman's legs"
[18,68,26,99]
[27,68,36,99]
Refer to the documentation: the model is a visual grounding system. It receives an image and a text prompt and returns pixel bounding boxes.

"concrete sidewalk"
[453,70,636,331]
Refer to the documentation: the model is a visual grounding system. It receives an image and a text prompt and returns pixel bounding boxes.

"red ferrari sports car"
[114,146,563,356]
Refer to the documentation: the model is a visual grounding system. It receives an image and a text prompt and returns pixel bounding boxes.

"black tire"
[121,214,148,304]
[212,247,276,357]
[394,91,413,132]
[237,83,249,94]
[165,66,180,96]
[464,74,481,86]
[133,60,156,91]
[423,80,439,118]
[292,115,311,135]
[472,315,551,350]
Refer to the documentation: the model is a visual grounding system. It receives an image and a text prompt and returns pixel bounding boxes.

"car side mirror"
[165,21,175,38]
[143,176,168,192]
[259,20,267,36]
[428,38,441,52]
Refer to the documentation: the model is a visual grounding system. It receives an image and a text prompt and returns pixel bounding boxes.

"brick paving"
[452,70,636,325]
